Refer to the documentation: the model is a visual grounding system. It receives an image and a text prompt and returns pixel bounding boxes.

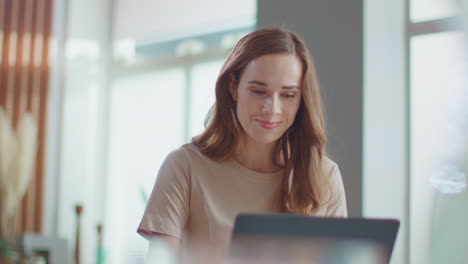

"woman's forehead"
[240,54,303,87]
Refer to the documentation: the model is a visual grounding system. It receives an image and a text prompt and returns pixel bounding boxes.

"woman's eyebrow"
[247,80,299,89]
[247,80,268,86]
[282,85,299,90]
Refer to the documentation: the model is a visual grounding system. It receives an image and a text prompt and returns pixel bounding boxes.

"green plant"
[139,186,149,205]
[0,238,17,263]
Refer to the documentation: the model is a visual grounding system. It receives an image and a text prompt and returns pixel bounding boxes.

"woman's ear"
[228,73,238,102]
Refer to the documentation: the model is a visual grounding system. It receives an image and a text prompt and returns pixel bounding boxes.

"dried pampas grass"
[0,107,38,240]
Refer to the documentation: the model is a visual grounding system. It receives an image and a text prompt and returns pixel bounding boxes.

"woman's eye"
[251,90,266,95]
[282,93,296,98]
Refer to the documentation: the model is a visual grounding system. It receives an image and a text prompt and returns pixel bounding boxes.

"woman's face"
[229,53,303,145]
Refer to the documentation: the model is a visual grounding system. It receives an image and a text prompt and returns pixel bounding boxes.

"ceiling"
[113,0,256,43]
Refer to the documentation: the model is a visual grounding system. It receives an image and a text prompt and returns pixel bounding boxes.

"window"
[410,0,461,22]
[189,60,224,138]
[408,1,466,263]
[410,30,466,264]
[364,1,466,264]
[106,68,186,263]
[105,56,231,264]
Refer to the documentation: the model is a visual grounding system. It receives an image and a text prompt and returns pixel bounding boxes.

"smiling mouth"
[256,119,282,129]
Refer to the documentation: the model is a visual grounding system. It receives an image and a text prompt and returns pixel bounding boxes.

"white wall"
[363,0,408,264]
[55,0,114,263]
[114,0,256,42]
[44,0,68,236]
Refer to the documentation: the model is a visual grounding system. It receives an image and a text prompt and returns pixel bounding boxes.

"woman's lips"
[256,119,282,129]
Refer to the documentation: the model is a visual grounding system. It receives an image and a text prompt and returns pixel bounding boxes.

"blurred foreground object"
[228,236,386,264]
[17,233,68,264]
[0,107,38,240]
[96,224,105,264]
[146,237,176,264]
[429,1,468,263]
[229,214,399,264]
[75,205,83,264]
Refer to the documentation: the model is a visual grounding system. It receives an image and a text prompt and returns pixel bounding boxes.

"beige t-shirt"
[138,143,347,259]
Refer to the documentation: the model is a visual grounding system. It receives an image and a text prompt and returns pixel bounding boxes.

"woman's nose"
[261,95,281,115]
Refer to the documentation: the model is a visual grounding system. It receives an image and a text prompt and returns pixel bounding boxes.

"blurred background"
[0,0,467,263]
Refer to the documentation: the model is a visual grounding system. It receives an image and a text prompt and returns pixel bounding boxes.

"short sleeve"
[137,148,191,240]
[324,161,348,217]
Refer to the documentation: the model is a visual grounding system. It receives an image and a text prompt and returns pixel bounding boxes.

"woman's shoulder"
[321,156,338,173]
[161,143,225,181]
[165,143,211,165]
[320,156,347,216]
[158,144,203,176]
[320,156,342,184]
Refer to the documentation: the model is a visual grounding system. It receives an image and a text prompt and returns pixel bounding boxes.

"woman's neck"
[234,136,281,173]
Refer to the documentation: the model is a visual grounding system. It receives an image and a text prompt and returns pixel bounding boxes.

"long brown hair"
[192,27,328,214]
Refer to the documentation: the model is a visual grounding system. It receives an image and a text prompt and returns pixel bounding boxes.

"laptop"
[228,213,400,264]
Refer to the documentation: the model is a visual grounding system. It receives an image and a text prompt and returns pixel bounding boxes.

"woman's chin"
[249,134,283,145]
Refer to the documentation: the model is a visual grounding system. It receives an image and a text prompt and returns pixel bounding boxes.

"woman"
[137,27,347,262]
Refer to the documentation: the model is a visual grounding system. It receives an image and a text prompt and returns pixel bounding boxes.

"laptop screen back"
[228,214,400,264]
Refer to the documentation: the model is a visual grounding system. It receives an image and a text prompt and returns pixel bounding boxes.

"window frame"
[406,1,464,264]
